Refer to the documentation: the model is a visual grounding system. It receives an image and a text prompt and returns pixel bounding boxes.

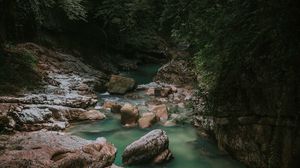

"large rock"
[0,43,108,132]
[5,104,107,131]
[149,104,169,122]
[78,110,106,121]
[122,129,172,165]
[193,92,300,168]
[107,75,136,94]
[0,131,117,168]
[138,113,156,128]
[154,59,196,86]
[120,103,139,127]
[12,107,52,124]
[103,101,122,113]
[8,105,70,131]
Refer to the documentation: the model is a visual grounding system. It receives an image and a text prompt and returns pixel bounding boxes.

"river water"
[66,64,245,168]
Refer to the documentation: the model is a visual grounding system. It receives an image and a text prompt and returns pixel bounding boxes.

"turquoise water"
[66,64,245,168]
[119,64,162,84]
[67,117,245,168]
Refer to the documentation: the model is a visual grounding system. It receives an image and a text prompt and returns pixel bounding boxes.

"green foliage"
[16,0,55,25]
[94,0,166,50]
[95,0,161,30]
[58,0,87,21]
[3,0,166,53]
[162,0,300,118]
[15,0,87,28]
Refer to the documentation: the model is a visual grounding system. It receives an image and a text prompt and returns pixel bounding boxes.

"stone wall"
[194,95,300,168]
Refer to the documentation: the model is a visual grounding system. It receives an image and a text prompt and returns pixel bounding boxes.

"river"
[66,63,245,168]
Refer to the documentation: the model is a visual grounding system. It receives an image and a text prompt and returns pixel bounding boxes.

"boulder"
[78,110,106,121]
[107,75,136,94]
[122,129,172,165]
[9,105,108,131]
[153,149,173,164]
[162,120,176,127]
[137,105,148,114]
[12,107,52,124]
[149,104,169,122]
[103,101,122,113]
[138,113,156,128]
[47,105,86,121]
[0,131,117,168]
[154,59,196,86]
[120,103,139,127]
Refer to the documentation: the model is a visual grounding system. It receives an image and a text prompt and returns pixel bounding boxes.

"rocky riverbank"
[0,131,117,168]
[0,43,108,132]
[0,42,267,168]
[150,46,300,168]
[156,47,300,168]
[0,43,190,167]
[193,99,300,168]
[0,43,119,167]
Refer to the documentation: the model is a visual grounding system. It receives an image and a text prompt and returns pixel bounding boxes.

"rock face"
[154,59,196,86]
[0,131,117,168]
[122,129,172,165]
[107,75,136,94]
[0,104,107,131]
[193,94,300,168]
[120,103,139,127]
[0,43,107,132]
[153,48,195,87]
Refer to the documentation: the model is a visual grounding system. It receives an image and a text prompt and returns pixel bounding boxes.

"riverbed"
[66,64,245,168]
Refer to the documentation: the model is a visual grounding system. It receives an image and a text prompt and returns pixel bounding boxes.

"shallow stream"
[66,64,245,168]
